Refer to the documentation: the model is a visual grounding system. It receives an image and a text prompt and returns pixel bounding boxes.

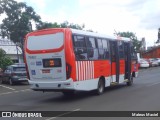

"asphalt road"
[0,67,160,120]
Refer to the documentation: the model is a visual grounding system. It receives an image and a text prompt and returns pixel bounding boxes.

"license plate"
[42,69,50,73]
[19,78,28,80]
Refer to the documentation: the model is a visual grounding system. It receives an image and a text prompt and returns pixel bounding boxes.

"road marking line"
[45,108,80,120]
[0,89,31,96]
[147,82,160,87]
[0,85,15,90]
[20,89,31,92]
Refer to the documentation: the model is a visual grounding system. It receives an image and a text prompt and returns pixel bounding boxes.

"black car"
[1,63,28,85]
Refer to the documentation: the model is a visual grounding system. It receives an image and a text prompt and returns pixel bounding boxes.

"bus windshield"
[27,32,64,50]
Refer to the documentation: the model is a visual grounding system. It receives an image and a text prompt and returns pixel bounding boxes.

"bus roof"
[26,28,131,42]
[71,29,131,42]
[71,29,115,40]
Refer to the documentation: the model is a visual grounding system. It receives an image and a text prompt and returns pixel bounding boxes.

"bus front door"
[124,42,131,80]
[110,41,120,83]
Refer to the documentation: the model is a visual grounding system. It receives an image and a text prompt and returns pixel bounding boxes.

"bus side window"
[97,38,105,59]
[118,41,124,59]
[131,46,138,62]
[110,42,116,62]
[73,35,88,60]
[86,37,98,60]
[102,39,109,59]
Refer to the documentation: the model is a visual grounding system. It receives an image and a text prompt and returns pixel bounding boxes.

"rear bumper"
[140,64,149,68]
[11,77,28,82]
[151,63,159,67]
[29,78,75,92]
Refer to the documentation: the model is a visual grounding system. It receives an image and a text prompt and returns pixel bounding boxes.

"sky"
[12,0,160,47]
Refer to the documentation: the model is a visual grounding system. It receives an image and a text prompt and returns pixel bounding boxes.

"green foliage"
[0,48,6,58]
[0,48,13,69]
[36,22,60,30]
[36,21,85,30]
[117,32,142,52]
[60,21,85,30]
[0,0,41,50]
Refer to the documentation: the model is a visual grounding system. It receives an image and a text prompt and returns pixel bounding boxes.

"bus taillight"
[66,63,72,79]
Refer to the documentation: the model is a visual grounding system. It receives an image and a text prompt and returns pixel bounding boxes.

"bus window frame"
[72,34,111,61]
[86,36,99,61]
[72,34,88,61]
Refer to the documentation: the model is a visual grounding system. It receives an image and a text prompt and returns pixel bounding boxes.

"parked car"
[0,63,28,85]
[154,58,160,66]
[144,59,152,67]
[139,59,149,68]
[150,59,159,67]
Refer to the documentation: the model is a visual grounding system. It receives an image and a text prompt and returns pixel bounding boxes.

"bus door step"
[124,79,129,82]
[111,82,118,86]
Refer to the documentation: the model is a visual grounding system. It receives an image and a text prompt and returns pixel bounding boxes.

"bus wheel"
[62,91,75,97]
[96,79,105,95]
[127,76,133,86]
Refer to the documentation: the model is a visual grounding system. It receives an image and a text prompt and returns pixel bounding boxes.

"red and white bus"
[24,28,138,95]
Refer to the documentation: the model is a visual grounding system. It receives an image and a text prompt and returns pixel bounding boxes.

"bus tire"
[96,78,105,95]
[62,91,75,97]
[127,76,133,86]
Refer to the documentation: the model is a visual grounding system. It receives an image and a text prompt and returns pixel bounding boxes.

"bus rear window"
[27,32,64,50]
[43,58,62,68]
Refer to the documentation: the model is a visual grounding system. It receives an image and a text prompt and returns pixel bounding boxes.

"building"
[0,39,23,63]
[140,37,146,51]
[142,45,160,58]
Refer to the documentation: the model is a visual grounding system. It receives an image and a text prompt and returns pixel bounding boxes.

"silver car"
[150,59,159,67]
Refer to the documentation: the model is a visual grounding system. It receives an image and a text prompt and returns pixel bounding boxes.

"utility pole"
[16,43,19,63]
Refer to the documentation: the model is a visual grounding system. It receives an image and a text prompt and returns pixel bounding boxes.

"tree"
[0,48,13,69]
[37,21,85,30]
[0,0,41,50]
[117,32,142,52]
[36,22,60,30]
[60,21,85,30]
